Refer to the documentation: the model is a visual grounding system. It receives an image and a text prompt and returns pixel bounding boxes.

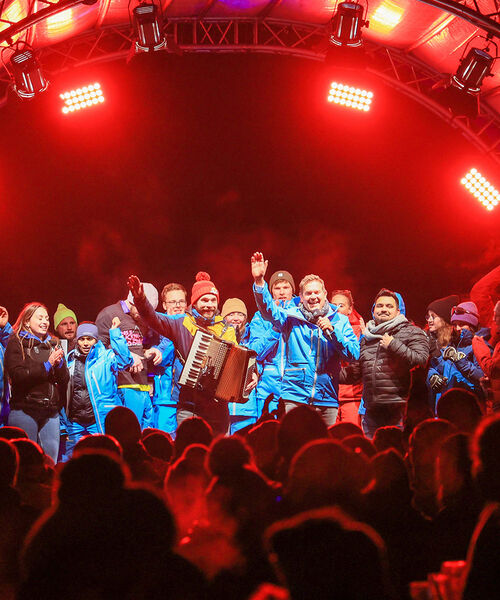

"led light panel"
[59,83,104,114]
[327,82,373,111]
[461,168,499,211]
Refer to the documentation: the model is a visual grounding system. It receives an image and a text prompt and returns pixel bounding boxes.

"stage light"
[327,82,373,111]
[460,168,499,211]
[370,1,404,34]
[8,47,48,99]
[59,83,104,114]
[133,3,166,53]
[330,2,369,48]
[438,40,497,118]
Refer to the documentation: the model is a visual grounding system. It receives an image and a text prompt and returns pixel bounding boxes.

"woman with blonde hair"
[4,302,69,462]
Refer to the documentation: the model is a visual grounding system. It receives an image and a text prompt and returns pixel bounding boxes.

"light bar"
[327,82,373,111]
[59,83,104,114]
[461,168,499,211]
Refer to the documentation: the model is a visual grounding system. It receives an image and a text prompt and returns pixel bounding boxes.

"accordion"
[179,329,257,403]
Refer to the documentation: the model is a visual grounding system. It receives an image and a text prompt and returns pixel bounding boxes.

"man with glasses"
[148,283,189,436]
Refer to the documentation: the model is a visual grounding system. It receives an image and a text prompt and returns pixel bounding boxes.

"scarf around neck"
[298,302,330,324]
[364,313,408,341]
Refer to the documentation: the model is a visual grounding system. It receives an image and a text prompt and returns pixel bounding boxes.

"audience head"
[471,414,500,502]
[174,416,213,459]
[247,420,280,479]
[277,405,328,466]
[267,507,390,600]
[0,438,18,488]
[373,426,405,456]
[365,449,412,507]
[11,439,46,482]
[206,435,253,478]
[143,431,174,463]
[73,434,123,458]
[329,422,363,441]
[436,432,473,510]
[105,406,142,449]
[343,435,376,460]
[0,426,29,440]
[53,303,77,341]
[436,388,482,434]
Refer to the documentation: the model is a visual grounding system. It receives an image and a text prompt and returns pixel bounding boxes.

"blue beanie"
[76,322,98,340]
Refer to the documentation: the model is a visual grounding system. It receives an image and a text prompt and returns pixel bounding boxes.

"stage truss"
[1,17,499,164]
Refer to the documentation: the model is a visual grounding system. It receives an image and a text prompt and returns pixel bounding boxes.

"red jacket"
[473,334,500,409]
[338,309,364,404]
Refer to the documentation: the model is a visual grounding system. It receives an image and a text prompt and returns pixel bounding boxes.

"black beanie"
[426,295,460,324]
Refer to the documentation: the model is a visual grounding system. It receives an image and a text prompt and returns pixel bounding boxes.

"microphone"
[315,315,334,342]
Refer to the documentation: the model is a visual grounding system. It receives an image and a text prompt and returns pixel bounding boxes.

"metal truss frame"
[1,17,499,163]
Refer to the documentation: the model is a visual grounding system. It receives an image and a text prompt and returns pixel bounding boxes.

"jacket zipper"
[310,330,321,402]
[89,370,104,433]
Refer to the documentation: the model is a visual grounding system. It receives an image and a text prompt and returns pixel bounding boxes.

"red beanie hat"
[191,272,219,306]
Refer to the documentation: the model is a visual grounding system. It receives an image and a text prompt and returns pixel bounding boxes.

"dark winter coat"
[343,319,429,407]
[5,332,69,418]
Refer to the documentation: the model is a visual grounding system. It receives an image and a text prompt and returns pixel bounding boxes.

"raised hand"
[49,348,65,366]
[251,252,268,286]
[127,275,145,302]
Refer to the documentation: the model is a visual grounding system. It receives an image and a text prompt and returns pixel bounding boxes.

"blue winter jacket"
[254,283,360,407]
[427,327,485,408]
[249,298,298,412]
[151,336,181,407]
[228,323,260,418]
[65,328,133,433]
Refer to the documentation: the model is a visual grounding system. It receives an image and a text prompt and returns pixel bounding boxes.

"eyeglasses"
[166,300,187,307]
[425,314,435,321]
[452,306,479,318]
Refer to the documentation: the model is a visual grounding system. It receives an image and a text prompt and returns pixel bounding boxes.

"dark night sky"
[0,52,498,326]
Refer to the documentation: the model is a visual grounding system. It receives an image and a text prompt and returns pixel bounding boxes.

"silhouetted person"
[246,420,280,482]
[73,433,123,458]
[0,426,28,440]
[463,414,500,600]
[436,387,483,434]
[328,421,363,441]
[174,416,213,460]
[11,439,52,514]
[372,426,405,456]
[266,507,394,600]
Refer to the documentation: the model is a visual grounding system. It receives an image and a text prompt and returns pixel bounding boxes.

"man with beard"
[343,289,429,438]
[250,252,359,426]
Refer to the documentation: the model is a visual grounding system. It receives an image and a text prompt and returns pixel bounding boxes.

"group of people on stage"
[0,258,499,461]
[1,258,500,600]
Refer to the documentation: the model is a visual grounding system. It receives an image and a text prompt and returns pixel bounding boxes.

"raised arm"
[108,317,134,371]
[251,252,289,330]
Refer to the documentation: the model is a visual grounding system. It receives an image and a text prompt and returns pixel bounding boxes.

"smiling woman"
[4,302,69,462]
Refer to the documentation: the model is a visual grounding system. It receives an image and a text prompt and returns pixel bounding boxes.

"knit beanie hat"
[450,301,479,329]
[269,270,295,293]
[191,272,219,306]
[54,303,77,329]
[427,295,460,324]
[222,298,247,319]
[127,283,159,310]
[76,322,99,340]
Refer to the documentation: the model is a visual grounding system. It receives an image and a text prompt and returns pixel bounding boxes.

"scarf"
[191,307,216,327]
[363,313,408,341]
[298,302,330,324]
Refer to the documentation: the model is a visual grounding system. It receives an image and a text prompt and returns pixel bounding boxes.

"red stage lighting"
[461,168,499,211]
[330,2,368,48]
[9,48,49,99]
[327,82,373,111]
[59,83,104,114]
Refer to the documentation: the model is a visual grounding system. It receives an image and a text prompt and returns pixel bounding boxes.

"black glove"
[429,374,448,392]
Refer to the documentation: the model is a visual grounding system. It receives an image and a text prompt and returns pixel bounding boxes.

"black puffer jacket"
[5,332,69,417]
[342,319,429,407]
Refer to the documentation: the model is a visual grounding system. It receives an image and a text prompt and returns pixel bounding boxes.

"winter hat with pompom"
[191,272,219,306]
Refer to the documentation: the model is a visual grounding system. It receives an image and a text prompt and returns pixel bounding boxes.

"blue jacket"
[427,327,485,407]
[65,328,133,433]
[249,298,298,411]
[0,323,13,424]
[228,323,260,418]
[151,335,182,407]
[254,283,360,407]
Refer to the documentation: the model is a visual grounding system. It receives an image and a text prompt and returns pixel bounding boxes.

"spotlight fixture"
[133,2,166,53]
[59,83,104,114]
[8,47,49,99]
[327,82,373,111]
[438,38,497,118]
[330,2,369,48]
[461,168,499,211]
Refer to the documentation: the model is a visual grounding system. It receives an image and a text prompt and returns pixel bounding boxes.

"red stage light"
[460,168,499,211]
[327,82,373,111]
[59,83,104,114]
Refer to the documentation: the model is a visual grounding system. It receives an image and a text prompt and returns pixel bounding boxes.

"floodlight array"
[59,83,104,113]
[461,168,499,211]
[327,82,373,111]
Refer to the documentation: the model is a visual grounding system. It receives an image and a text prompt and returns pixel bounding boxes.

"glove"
[429,374,447,392]
[443,346,460,362]
[456,351,466,360]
